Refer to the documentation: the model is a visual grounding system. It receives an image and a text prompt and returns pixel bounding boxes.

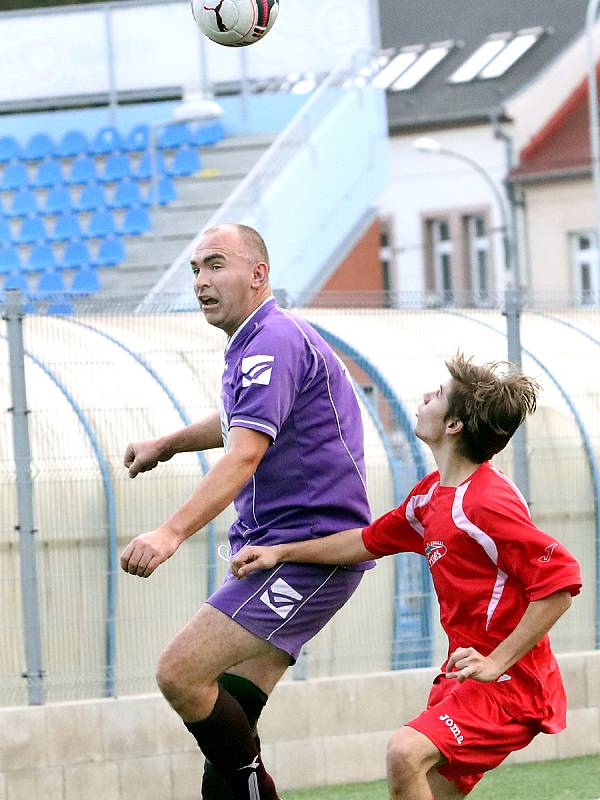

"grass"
[285,755,600,800]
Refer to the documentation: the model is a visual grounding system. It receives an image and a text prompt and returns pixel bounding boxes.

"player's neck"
[433,443,479,487]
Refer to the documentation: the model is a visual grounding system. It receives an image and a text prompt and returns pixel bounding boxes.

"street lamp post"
[413,137,530,503]
[586,0,600,267]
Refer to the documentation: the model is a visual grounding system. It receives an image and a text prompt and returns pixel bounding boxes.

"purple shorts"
[207,563,364,662]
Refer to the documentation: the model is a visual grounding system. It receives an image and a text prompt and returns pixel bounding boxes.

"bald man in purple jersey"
[120,224,373,800]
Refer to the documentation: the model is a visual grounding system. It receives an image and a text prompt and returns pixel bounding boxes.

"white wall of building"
[377,125,511,296]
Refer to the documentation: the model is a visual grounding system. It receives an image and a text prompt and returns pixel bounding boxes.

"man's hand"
[231,545,283,579]
[124,439,172,478]
[120,527,182,578]
[445,647,502,683]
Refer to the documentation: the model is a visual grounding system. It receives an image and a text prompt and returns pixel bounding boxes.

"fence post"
[504,287,531,505]
[4,290,44,705]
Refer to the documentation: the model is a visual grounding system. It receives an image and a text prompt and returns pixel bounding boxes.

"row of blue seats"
[0,121,225,163]
[0,149,199,190]
[0,177,176,218]
[0,208,151,245]
[0,239,125,273]
[4,269,101,296]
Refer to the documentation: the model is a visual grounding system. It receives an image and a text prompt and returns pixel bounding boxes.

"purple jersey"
[220,298,372,563]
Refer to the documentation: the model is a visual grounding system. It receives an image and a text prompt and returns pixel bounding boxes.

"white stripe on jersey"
[230,417,278,439]
[452,482,508,629]
[406,481,439,537]
[490,465,531,518]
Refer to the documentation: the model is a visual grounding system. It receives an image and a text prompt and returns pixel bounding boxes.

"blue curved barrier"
[1,334,118,697]
[532,312,600,648]
[61,318,219,598]
[310,321,433,669]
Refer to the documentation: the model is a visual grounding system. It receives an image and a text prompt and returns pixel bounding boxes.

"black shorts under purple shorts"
[206,562,364,663]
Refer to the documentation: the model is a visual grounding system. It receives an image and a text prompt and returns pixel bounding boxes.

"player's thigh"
[159,603,279,685]
[387,725,444,774]
[427,768,465,800]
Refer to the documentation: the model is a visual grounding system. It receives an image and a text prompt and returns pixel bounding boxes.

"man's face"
[415,378,453,444]
[190,227,262,335]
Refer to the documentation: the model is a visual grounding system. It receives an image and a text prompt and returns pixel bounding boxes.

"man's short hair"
[236,224,270,265]
[445,353,539,463]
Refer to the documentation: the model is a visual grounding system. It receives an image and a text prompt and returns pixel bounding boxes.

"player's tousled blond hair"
[445,353,540,463]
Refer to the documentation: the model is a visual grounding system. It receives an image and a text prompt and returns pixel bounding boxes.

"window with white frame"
[431,219,453,301]
[571,232,599,306]
[466,214,491,304]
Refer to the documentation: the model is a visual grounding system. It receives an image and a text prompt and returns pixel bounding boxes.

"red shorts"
[406,675,538,795]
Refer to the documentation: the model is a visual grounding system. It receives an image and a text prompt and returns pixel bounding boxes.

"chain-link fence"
[1,290,598,706]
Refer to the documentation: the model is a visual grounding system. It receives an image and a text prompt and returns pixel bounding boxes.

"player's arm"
[124,411,223,478]
[446,589,573,683]
[120,426,269,578]
[231,530,376,578]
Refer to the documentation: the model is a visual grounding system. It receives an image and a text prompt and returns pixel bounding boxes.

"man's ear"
[446,417,464,437]
[251,261,269,288]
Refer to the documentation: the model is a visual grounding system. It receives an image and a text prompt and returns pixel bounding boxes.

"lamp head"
[413,136,442,154]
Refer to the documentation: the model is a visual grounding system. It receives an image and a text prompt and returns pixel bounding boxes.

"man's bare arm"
[446,590,573,683]
[120,426,270,577]
[231,529,375,578]
[125,412,223,478]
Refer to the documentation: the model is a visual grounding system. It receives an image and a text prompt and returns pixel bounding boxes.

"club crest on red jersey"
[425,540,447,567]
[539,543,558,563]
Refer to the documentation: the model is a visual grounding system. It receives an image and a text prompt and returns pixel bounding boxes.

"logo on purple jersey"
[241,355,275,388]
[260,577,303,619]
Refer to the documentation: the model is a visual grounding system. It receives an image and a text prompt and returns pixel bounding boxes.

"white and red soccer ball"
[192,0,280,47]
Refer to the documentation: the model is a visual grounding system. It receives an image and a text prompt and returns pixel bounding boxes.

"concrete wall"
[2,650,599,799]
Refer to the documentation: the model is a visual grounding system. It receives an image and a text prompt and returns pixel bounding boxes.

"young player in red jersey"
[230,354,582,800]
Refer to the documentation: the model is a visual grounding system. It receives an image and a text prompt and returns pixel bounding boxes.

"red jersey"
[362,461,582,733]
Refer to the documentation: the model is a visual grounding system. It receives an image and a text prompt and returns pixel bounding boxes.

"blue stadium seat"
[16,217,47,245]
[168,146,201,177]
[93,236,125,267]
[109,179,142,209]
[191,120,226,146]
[91,126,123,155]
[23,133,56,161]
[58,130,90,158]
[124,124,150,153]
[7,189,38,218]
[86,210,117,238]
[4,272,28,292]
[25,244,57,273]
[101,154,132,183]
[0,136,20,164]
[121,207,151,236]
[71,268,100,294]
[158,123,191,149]
[47,300,74,315]
[144,175,176,206]
[76,183,107,213]
[61,240,91,270]
[35,270,66,297]
[65,156,98,185]
[43,185,73,216]
[1,162,28,191]
[31,159,64,189]
[0,247,20,274]
[136,151,166,180]
[0,219,11,244]
[50,213,82,242]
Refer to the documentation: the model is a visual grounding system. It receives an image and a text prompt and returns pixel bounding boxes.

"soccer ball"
[192,0,280,47]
